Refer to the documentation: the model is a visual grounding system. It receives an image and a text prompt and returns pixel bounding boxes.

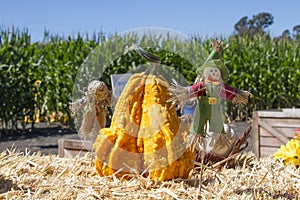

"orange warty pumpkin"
[93,72,196,181]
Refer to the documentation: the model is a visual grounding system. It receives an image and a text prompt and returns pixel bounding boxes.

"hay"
[0,148,299,200]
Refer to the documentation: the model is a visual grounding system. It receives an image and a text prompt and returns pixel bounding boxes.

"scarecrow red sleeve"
[187,81,241,102]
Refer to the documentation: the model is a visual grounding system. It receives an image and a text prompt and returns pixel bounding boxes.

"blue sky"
[1,0,299,41]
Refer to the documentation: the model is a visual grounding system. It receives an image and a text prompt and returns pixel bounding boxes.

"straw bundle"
[0,148,299,199]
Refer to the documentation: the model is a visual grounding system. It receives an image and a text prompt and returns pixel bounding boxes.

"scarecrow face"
[204,66,221,82]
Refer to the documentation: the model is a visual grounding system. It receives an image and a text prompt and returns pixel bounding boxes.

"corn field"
[0,27,299,132]
[224,35,300,120]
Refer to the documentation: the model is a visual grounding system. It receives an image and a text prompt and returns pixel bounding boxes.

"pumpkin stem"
[129,44,161,74]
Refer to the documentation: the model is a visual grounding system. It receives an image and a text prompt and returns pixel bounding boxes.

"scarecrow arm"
[188,82,241,99]
[219,84,240,101]
[188,81,206,97]
[187,82,250,105]
[232,90,251,105]
[219,84,250,105]
[168,79,206,110]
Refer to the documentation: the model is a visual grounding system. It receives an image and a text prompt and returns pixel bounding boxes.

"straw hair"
[0,148,299,199]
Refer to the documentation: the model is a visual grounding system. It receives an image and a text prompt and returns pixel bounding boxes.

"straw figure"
[169,40,251,163]
[69,80,116,141]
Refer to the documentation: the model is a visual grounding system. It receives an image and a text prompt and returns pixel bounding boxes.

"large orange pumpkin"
[93,72,196,181]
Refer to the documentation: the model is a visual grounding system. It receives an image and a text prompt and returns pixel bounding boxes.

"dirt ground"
[0,123,80,155]
[0,121,253,156]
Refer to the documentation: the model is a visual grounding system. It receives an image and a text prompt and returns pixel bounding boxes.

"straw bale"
[0,148,299,199]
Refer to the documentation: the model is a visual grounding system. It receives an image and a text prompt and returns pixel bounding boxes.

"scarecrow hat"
[197,41,229,81]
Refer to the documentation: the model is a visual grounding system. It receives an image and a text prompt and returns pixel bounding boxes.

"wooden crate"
[58,139,94,158]
[253,109,300,157]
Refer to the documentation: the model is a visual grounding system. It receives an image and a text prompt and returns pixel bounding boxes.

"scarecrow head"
[197,41,229,82]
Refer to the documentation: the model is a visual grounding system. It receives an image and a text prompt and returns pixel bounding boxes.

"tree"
[234,16,249,35]
[281,29,291,38]
[251,13,274,30]
[234,12,274,36]
[293,25,300,41]
[274,29,292,42]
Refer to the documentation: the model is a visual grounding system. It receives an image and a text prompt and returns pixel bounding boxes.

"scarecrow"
[69,80,116,141]
[169,40,251,159]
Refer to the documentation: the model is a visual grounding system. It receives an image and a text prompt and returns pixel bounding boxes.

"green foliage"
[0,28,300,132]
[223,34,300,120]
[0,27,37,131]
[0,28,97,132]
[36,35,97,127]
[234,12,274,37]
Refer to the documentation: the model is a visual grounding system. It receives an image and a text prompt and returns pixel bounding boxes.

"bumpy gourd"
[93,73,196,181]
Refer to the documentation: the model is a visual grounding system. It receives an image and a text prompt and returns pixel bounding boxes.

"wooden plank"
[260,146,279,157]
[252,111,260,157]
[58,139,94,158]
[259,128,273,137]
[274,127,297,138]
[63,139,93,151]
[259,127,295,138]
[58,139,65,158]
[63,149,92,158]
[256,110,300,118]
[258,120,290,144]
[259,136,285,147]
[272,124,300,128]
[260,118,300,126]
